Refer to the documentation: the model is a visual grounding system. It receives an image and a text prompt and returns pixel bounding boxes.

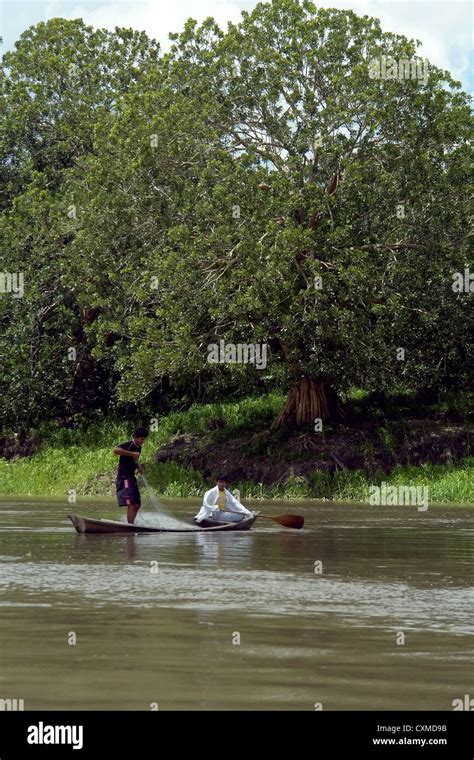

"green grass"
[3,450,471,504]
[0,395,283,497]
[27,392,284,448]
[152,392,284,441]
[0,445,117,497]
[229,461,474,504]
[144,462,205,498]
[306,461,474,504]
[344,387,474,421]
[0,393,472,504]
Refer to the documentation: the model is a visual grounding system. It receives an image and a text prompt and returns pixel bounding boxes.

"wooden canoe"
[196,514,258,529]
[68,514,257,534]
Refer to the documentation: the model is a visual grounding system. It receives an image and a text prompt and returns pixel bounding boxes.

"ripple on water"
[1,561,472,635]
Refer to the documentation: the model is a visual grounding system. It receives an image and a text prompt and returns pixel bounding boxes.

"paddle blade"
[273,514,305,529]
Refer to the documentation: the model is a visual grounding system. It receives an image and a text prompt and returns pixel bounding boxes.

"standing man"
[194,475,253,524]
[113,427,149,524]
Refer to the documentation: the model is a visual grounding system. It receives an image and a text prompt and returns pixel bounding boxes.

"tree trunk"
[272,377,345,429]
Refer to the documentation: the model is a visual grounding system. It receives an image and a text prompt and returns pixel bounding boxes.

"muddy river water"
[0,497,472,710]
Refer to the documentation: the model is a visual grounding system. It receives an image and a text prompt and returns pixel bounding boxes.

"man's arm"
[113,446,140,459]
[195,489,216,523]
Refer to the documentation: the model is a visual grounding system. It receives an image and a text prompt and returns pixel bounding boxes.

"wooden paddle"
[255,513,304,529]
[224,509,304,530]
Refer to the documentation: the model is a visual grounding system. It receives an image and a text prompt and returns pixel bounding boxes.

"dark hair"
[216,475,227,481]
[133,427,149,438]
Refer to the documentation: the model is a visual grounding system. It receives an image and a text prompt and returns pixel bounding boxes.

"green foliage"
[0,444,116,496]
[0,395,472,504]
[308,462,474,503]
[67,0,471,407]
[144,462,205,498]
[0,19,160,427]
[1,2,472,431]
[153,393,283,440]
[377,424,398,454]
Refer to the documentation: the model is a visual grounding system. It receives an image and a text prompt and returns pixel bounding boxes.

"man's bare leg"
[127,504,140,524]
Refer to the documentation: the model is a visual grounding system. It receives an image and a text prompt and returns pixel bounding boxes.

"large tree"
[71,1,472,427]
[1,3,471,432]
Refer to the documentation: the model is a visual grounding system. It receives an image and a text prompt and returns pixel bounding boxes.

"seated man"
[194,475,253,524]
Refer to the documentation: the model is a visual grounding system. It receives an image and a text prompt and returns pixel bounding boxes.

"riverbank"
[0,394,472,504]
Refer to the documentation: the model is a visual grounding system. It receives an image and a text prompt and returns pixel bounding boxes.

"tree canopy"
[1,1,472,431]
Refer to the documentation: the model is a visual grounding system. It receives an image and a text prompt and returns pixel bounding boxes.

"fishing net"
[135,474,198,530]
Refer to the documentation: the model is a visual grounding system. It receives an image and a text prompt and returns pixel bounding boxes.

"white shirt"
[194,486,252,523]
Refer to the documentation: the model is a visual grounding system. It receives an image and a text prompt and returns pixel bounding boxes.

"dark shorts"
[116,477,141,507]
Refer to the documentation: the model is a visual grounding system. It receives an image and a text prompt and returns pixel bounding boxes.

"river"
[0,497,472,710]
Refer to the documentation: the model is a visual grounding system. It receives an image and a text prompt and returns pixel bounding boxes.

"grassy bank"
[0,395,283,498]
[0,394,472,504]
